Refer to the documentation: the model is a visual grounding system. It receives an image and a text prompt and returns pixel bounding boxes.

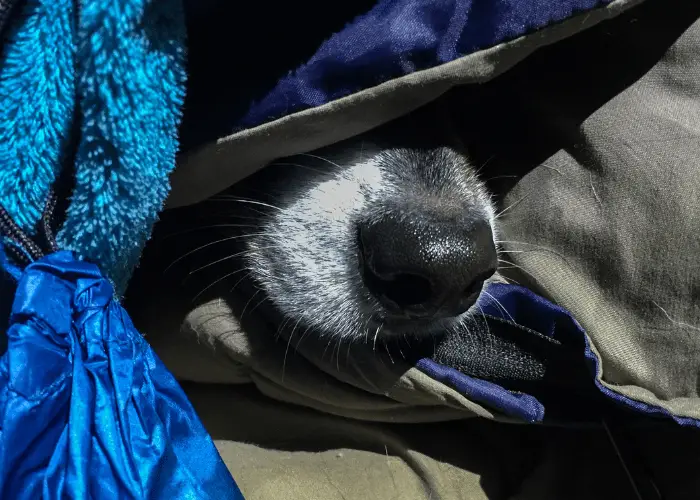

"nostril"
[358,229,435,310]
[364,268,433,310]
[357,213,497,318]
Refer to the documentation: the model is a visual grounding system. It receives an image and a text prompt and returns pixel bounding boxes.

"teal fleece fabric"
[0,0,186,294]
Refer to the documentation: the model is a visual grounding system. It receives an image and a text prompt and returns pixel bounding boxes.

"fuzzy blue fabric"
[0,1,247,497]
[0,0,75,237]
[0,0,186,294]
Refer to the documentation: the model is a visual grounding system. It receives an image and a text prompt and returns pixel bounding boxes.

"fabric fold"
[0,251,243,499]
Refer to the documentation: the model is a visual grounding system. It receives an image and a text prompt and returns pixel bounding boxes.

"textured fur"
[0,0,186,295]
[213,135,499,344]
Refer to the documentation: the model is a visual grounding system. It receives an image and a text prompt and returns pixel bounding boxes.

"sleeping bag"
[2,0,700,498]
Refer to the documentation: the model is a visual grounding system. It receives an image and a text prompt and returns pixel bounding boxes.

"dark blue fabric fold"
[235,0,614,131]
[0,250,244,499]
[417,283,700,427]
[416,357,545,422]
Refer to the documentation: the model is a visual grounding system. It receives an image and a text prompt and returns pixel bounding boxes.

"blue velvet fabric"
[0,250,244,499]
[418,283,700,427]
[237,0,614,131]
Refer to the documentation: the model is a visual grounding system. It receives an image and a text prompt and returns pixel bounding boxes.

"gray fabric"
[135,287,504,423]
[137,0,700,425]
[188,384,700,499]
[185,383,636,500]
[126,0,700,497]
[166,0,643,209]
[480,0,700,421]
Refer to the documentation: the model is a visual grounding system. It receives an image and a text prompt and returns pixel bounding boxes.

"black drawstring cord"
[40,189,59,254]
[0,188,59,268]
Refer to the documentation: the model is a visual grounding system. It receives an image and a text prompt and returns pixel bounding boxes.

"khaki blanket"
[127,0,700,497]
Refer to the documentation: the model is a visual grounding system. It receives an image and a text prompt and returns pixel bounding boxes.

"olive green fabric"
[126,0,700,497]
[166,0,643,209]
[134,282,505,423]
[139,0,700,424]
[469,0,700,421]
[184,383,640,500]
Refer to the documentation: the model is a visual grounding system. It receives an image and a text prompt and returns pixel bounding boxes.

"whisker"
[497,241,571,264]
[191,268,248,303]
[282,315,305,382]
[496,239,564,253]
[159,224,259,239]
[498,258,547,284]
[477,304,490,339]
[373,324,382,352]
[496,239,538,245]
[383,342,395,364]
[495,273,522,286]
[361,316,372,346]
[239,289,261,321]
[322,336,335,362]
[495,194,529,219]
[652,300,700,333]
[188,245,274,275]
[165,234,267,272]
[227,186,283,200]
[474,154,496,175]
[229,271,252,295]
[335,337,343,371]
[397,342,406,361]
[481,291,516,323]
[275,316,293,343]
[203,204,271,217]
[298,152,344,170]
[246,294,270,318]
[294,326,313,355]
[173,213,266,223]
[268,161,328,175]
[206,197,283,212]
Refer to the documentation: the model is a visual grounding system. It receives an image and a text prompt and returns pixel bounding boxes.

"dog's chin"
[362,312,468,340]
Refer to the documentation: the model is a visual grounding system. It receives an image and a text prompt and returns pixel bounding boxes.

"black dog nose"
[358,210,497,319]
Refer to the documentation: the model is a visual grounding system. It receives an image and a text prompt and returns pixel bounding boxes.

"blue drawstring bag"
[0,249,243,499]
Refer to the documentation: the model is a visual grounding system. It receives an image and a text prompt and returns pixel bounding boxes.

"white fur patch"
[244,147,497,343]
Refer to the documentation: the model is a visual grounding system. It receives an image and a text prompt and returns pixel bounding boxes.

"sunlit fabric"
[0,251,244,499]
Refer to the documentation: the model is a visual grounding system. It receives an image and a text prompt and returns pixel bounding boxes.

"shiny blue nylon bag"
[0,249,244,499]
[0,0,244,495]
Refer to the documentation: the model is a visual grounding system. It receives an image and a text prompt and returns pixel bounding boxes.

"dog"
[143,104,504,350]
